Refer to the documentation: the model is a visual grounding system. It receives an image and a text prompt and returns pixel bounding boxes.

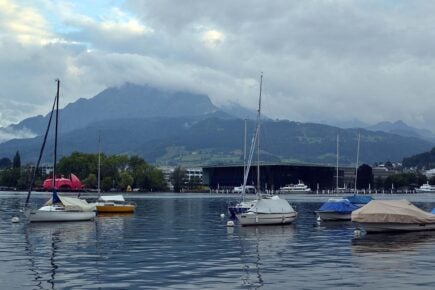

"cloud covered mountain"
[0,84,433,167]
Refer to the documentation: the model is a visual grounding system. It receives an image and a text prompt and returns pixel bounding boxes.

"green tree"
[171,166,187,192]
[101,176,114,192]
[118,171,134,191]
[13,151,21,168]
[356,164,373,189]
[83,173,97,189]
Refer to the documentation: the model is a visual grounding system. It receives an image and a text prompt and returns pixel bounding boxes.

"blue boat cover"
[431,208,435,214]
[318,199,359,213]
[345,195,373,205]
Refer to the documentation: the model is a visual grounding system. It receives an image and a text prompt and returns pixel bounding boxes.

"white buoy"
[11,216,20,223]
[226,220,235,227]
[220,213,225,218]
[353,229,362,237]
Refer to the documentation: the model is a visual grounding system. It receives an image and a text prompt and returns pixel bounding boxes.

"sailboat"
[316,134,361,221]
[24,80,95,222]
[228,119,257,218]
[93,134,136,213]
[344,133,374,204]
[236,74,297,226]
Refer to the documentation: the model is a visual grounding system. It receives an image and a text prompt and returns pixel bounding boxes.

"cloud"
[2,0,435,139]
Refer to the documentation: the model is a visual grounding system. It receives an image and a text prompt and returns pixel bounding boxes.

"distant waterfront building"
[372,166,397,180]
[157,166,203,190]
[158,166,175,190]
[203,163,338,191]
[186,167,203,184]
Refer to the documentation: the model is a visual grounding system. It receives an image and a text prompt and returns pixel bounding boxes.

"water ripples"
[1,193,435,289]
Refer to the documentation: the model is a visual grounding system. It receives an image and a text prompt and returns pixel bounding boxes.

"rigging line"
[25,86,58,207]
[53,79,60,191]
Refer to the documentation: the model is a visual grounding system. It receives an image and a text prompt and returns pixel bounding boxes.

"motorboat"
[279,180,311,193]
[351,200,435,233]
[26,193,95,222]
[236,195,297,226]
[95,195,136,213]
[415,182,435,193]
[315,198,359,221]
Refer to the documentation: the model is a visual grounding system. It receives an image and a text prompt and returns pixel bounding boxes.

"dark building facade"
[202,163,346,191]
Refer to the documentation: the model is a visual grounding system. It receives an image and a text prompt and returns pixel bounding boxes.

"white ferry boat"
[279,180,311,193]
[416,182,435,193]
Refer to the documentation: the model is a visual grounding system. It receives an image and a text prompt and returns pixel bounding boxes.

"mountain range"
[0,83,433,167]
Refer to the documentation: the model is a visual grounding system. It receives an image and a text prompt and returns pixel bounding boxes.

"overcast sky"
[2,0,435,133]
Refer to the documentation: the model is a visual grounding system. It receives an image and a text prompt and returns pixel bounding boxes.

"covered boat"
[95,195,136,213]
[236,196,297,226]
[316,198,359,221]
[351,200,435,233]
[345,194,373,206]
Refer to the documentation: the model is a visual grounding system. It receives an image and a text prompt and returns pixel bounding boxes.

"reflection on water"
[352,231,435,254]
[24,222,97,289]
[239,226,295,289]
[1,193,435,289]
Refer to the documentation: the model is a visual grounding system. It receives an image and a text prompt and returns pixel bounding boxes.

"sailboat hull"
[27,209,95,222]
[96,204,135,213]
[237,212,297,226]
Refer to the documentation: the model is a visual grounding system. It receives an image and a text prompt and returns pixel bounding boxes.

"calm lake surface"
[2,192,435,289]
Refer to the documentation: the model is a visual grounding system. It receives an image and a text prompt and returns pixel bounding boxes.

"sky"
[2,0,435,136]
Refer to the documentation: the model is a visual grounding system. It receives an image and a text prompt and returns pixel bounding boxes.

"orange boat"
[95,195,136,213]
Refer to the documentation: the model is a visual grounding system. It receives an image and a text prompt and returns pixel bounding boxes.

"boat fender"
[353,228,362,237]
[11,216,20,223]
[220,213,225,218]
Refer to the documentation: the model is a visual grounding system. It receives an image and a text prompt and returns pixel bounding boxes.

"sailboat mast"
[52,79,60,190]
[354,133,360,193]
[97,132,101,194]
[336,134,339,192]
[256,73,263,193]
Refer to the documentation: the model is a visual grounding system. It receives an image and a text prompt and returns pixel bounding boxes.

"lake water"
[2,192,435,289]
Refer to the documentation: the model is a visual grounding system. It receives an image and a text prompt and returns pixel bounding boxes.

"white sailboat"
[228,119,258,218]
[236,74,297,226]
[24,80,95,222]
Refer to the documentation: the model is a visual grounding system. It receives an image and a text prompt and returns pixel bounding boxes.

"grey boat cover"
[45,195,95,212]
[248,196,295,214]
[351,200,435,224]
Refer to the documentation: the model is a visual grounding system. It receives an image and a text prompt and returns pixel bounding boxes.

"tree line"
[0,151,171,192]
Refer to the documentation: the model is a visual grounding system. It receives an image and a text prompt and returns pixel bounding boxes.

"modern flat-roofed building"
[202,163,356,192]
